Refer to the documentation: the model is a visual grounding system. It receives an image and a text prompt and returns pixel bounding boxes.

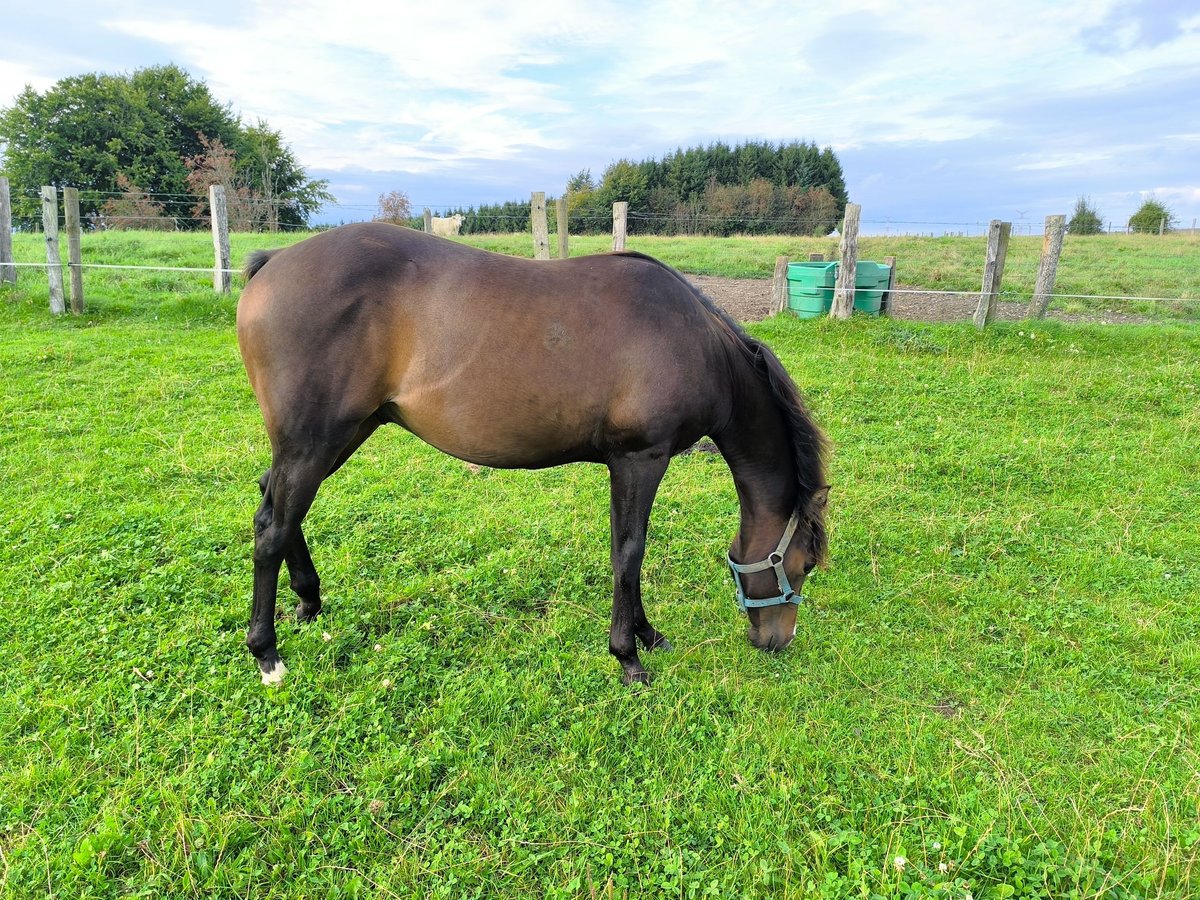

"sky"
[2,0,1198,235]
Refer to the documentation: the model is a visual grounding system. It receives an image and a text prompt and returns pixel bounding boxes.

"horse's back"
[237,223,732,465]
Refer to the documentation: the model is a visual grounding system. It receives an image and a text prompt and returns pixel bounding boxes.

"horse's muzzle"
[747,620,797,653]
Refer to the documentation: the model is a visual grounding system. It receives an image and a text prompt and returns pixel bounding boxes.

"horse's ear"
[807,485,830,515]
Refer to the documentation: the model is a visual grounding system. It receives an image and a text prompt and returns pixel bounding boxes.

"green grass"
[7,228,1200,322]
[1,243,1199,897]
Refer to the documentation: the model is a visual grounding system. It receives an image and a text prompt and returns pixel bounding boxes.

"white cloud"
[1015,152,1117,172]
[104,0,597,169]
[0,60,56,106]
[1149,186,1200,206]
[4,0,1197,223]
[88,0,1200,176]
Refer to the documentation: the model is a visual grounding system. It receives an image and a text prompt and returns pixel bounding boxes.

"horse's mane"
[615,251,829,562]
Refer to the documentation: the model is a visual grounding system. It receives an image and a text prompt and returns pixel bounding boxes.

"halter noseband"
[727,509,806,612]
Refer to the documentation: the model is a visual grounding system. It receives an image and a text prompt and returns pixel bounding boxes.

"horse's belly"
[379,385,607,468]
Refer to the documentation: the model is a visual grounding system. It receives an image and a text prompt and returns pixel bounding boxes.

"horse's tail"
[244,249,279,282]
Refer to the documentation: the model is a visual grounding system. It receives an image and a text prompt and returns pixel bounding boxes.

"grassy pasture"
[0,236,1199,897]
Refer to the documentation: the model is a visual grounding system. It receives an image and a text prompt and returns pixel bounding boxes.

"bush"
[374,190,412,225]
[98,174,176,231]
[1068,196,1103,235]
[1129,197,1175,234]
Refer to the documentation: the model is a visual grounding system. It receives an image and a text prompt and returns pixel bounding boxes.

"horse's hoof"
[295,603,321,623]
[645,636,673,652]
[622,669,652,686]
[259,658,288,687]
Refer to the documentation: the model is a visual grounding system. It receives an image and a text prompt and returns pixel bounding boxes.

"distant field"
[6,228,1200,321]
[1,256,1199,895]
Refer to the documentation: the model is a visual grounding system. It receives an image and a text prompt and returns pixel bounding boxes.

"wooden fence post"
[880,255,897,316]
[556,196,569,259]
[830,203,861,319]
[0,177,14,285]
[972,220,1011,329]
[770,256,790,315]
[40,186,65,315]
[63,187,84,314]
[612,202,628,251]
[808,252,824,262]
[531,192,550,260]
[1027,214,1065,318]
[423,208,432,234]
[209,184,231,294]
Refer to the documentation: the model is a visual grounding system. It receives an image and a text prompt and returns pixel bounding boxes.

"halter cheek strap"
[727,509,805,612]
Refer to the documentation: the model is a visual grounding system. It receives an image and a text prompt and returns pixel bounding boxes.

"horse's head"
[729,488,828,652]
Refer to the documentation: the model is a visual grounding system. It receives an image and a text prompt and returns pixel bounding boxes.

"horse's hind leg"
[257,470,321,620]
[248,419,370,685]
[257,418,379,622]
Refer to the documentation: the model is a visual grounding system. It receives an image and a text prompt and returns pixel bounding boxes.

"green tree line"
[437,140,848,236]
[0,65,331,230]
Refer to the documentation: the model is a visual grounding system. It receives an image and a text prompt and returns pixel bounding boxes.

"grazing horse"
[236,223,828,686]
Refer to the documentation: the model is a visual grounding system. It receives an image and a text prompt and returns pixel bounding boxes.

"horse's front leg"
[607,452,671,685]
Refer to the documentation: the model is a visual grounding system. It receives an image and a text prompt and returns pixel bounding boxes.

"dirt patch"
[686,275,1156,326]
[687,275,774,323]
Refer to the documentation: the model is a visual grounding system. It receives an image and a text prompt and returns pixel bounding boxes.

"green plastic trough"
[786,260,892,318]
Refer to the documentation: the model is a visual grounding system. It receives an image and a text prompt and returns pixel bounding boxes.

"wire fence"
[1,184,1197,321]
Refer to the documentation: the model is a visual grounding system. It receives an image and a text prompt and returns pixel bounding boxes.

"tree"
[236,121,332,231]
[186,136,259,230]
[0,65,240,221]
[1068,196,1104,235]
[1128,197,1175,234]
[374,190,412,224]
[433,139,848,237]
[596,159,651,210]
[0,64,330,229]
[566,169,594,194]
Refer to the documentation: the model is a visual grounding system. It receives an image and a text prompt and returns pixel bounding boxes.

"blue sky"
[2,0,1198,234]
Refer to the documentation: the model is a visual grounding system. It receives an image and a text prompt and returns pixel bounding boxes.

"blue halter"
[727,509,805,612]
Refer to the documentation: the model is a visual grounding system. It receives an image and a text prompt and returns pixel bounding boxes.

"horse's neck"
[712,369,797,559]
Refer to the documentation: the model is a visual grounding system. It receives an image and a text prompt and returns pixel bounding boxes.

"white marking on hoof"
[260,660,288,686]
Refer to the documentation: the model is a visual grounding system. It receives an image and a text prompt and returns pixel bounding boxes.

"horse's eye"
[803,560,816,575]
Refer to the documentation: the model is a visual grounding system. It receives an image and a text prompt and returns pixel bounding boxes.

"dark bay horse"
[237,223,828,686]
